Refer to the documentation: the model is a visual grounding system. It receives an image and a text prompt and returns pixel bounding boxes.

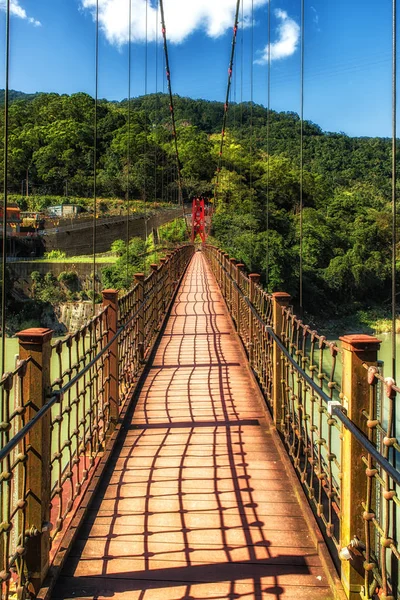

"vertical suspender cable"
[266,0,271,289]
[92,0,99,315]
[154,1,158,206]
[144,0,148,204]
[249,0,254,194]
[126,0,132,281]
[214,0,241,207]
[391,2,398,590]
[159,0,186,224]
[392,0,397,383]
[161,22,166,205]
[240,0,244,189]
[1,0,10,379]
[299,0,305,311]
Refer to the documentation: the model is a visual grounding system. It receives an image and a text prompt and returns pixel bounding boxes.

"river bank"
[308,307,399,337]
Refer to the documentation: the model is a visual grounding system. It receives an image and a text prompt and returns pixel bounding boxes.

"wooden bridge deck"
[53,252,334,600]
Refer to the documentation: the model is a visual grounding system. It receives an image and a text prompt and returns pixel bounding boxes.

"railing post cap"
[150,263,158,271]
[236,263,245,270]
[102,289,118,299]
[229,257,237,263]
[16,328,53,345]
[160,258,167,263]
[134,273,145,281]
[272,292,291,301]
[339,334,381,352]
[249,273,261,282]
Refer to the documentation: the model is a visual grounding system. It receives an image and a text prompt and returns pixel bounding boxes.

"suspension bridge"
[1,1,400,600]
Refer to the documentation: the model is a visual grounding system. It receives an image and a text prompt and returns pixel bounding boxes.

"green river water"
[2,332,399,483]
[4,332,398,386]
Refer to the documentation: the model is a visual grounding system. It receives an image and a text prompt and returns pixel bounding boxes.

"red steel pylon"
[191,197,206,243]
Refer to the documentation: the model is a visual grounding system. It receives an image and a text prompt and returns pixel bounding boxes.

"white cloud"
[255,8,299,64]
[310,5,321,31]
[81,0,268,46]
[0,0,41,26]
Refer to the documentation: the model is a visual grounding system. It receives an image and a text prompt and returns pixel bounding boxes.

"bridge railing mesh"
[49,311,110,545]
[203,243,400,600]
[0,244,194,600]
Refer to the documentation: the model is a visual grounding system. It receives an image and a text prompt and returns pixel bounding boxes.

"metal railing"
[203,244,400,600]
[0,244,194,599]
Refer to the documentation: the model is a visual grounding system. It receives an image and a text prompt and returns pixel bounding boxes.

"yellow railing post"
[165,252,172,302]
[228,258,236,319]
[248,274,260,367]
[339,334,381,600]
[216,248,221,287]
[222,253,229,301]
[102,289,119,426]
[16,327,53,594]
[172,249,178,288]
[272,292,291,429]
[236,263,245,336]
[229,258,237,314]
[150,264,159,335]
[134,273,145,361]
[159,258,167,313]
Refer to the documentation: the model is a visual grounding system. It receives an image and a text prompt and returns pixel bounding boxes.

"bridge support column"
[160,258,167,313]
[135,273,145,362]
[229,258,237,322]
[150,264,159,335]
[16,327,53,594]
[248,274,260,366]
[339,334,381,600]
[272,292,291,430]
[222,253,229,302]
[215,248,222,288]
[217,248,223,287]
[236,264,245,337]
[102,289,119,428]
[166,252,174,301]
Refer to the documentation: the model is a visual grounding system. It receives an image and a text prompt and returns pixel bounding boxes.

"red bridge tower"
[191,197,206,243]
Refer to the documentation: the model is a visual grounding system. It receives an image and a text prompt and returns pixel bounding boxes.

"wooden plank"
[52,253,336,600]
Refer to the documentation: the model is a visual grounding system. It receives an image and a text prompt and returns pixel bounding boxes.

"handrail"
[331,406,400,487]
[226,264,400,487]
[202,243,400,599]
[0,243,195,599]
[0,321,126,463]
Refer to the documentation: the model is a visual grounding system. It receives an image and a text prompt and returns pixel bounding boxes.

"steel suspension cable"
[299,0,305,311]
[126,0,132,281]
[214,0,241,207]
[92,0,99,315]
[162,41,166,203]
[1,0,10,381]
[391,1,398,582]
[154,1,159,207]
[249,0,254,195]
[240,0,244,197]
[392,0,397,384]
[159,0,186,223]
[266,0,271,289]
[143,0,148,207]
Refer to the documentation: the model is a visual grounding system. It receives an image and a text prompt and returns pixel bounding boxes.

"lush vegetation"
[8,192,171,219]
[101,219,187,289]
[1,89,397,321]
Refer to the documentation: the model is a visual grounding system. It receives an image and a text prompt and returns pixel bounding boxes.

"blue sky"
[0,0,396,137]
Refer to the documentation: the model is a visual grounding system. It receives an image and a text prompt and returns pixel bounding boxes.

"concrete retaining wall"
[43,208,180,256]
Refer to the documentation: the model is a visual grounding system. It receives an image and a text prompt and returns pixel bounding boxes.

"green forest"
[0,89,397,322]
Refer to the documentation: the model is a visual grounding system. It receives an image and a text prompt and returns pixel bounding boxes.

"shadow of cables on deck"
[52,254,326,600]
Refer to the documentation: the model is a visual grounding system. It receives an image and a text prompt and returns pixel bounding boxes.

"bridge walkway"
[52,252,333,600]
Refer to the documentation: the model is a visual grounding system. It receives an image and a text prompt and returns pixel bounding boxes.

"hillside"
[0,89,396,316]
